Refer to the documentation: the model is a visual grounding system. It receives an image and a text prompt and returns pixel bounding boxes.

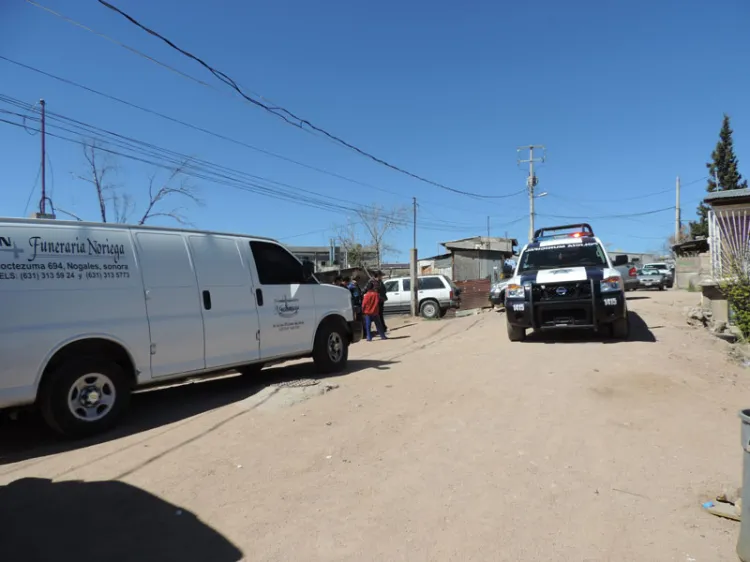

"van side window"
[384,281,398,292]
[250,241,305,285]
[419,277,445,290]
[402,279,410,291]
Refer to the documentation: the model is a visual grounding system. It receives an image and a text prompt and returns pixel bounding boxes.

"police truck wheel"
[507,321,526,342]
[39,357,131,438]
[610,316,630,339]
[313,321,349,374]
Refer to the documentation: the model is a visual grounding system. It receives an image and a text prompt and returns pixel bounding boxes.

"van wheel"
[313,321,349,374]
[39,357,131,438]
[420,299,440,319]
[507,321,526,342]
[610,316,630,339]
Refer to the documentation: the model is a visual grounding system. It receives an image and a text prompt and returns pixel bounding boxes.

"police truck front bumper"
[506,280,626,331]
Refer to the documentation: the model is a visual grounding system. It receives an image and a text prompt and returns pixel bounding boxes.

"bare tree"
[77,141,201,225]
[339,205,406,268]
[78,141,119,223]
[336,218,367,268]
[137,165,202,226]
[663,224,690,257]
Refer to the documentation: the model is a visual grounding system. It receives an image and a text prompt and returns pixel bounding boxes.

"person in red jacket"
[362,288,387,341]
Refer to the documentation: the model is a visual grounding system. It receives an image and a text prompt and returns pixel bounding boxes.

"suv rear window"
[419,277,446,290]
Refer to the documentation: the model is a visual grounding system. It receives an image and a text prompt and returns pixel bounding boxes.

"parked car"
[382,274,460,318]
[0,217,362,437]
[642,262,673,288]
[489,279,510,306]
[636,268,666,290]
[612,255,639,291]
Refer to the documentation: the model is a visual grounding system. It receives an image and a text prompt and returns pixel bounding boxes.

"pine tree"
[690,114,748,238]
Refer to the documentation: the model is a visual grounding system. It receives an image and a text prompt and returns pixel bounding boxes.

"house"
[699,188,750,326]
[286,244,378,272]
[439,236,518,282]
[418,253,452,278]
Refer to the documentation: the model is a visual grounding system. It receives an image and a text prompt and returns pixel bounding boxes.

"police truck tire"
[39,357,131,439]
[610,316,630,339]
[313,321,349,374]
[507,321,526,342]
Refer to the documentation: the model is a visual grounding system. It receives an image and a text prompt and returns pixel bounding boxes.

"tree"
[337,205,407,268]
[690,114,748,238]
[77,141,201,225]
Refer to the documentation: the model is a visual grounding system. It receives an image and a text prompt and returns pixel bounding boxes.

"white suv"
[382,275,460,318]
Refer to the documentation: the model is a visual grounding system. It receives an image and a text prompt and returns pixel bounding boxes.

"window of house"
[250,241,306,285]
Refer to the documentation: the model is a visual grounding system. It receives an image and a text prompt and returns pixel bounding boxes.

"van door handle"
[202,290,212,310]
[256,288,264,306]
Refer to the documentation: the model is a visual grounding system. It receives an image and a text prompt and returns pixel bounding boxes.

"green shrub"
[721,272,750,339]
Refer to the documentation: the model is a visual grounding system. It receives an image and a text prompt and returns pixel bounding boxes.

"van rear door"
[187,235,260,369]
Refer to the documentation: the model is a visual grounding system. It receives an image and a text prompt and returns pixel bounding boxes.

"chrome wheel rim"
[424,303,437,317]
[67,373,116,422]
[327,332,344,363]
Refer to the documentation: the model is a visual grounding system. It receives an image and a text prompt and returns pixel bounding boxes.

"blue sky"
[1,0,749,259]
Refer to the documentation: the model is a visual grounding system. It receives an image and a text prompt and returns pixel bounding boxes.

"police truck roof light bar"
[532,223,594,242]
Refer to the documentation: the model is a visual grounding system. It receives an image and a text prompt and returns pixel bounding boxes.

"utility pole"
[487,216,490,242]
[675,176,681,243]
[517,145,545,242]
[40,99,46,215]
[410,197,418,317]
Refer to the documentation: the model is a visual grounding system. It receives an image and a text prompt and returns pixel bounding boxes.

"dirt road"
[1,291,748,561]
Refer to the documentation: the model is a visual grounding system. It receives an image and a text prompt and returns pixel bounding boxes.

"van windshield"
[518,242,607,273]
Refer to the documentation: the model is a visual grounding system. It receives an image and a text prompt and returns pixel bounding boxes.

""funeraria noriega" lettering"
[28,236,126,264]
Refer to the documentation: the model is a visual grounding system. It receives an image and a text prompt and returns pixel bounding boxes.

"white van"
[0,218,362,437]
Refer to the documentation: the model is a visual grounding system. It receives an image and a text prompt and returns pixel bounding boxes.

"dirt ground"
[1,290,749,561]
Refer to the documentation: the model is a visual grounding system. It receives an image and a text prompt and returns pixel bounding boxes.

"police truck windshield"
[518,242,607,273]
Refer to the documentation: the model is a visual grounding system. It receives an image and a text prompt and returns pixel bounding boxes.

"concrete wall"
[674,252,711,290]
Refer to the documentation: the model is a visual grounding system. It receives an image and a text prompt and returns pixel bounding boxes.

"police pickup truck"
[504,223,630,342]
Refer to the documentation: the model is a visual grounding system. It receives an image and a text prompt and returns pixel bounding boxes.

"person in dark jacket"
[365,271,388,332]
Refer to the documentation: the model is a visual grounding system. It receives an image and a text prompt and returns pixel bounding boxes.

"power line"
[548,176,708,204]
[26,0,521,201]
[0,104,478,234]
[537,206,675,221]
[0,56,525,214]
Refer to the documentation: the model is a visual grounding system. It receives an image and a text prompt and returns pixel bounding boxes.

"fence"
[454,279,492,310]
[709,208,750,278]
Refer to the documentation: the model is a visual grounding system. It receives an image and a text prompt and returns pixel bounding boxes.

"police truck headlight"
[507,284,525,299]
[600,276,623,292]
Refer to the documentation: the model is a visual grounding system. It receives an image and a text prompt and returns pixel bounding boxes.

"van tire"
[39,357,131,438]
[507,322,526,342]
[313,320,349,374]
[420,299,440,319]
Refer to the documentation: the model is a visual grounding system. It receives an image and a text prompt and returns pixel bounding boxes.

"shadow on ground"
[523,311,656,344]
[0,477,243,562]
[0,358,396,466]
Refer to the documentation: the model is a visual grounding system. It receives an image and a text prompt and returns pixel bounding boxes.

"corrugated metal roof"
[704,188,750,203]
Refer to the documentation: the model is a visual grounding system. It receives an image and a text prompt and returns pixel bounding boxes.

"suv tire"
[420,299,440,319]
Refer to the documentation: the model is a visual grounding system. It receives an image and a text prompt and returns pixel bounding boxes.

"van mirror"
[612,254,628,267]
